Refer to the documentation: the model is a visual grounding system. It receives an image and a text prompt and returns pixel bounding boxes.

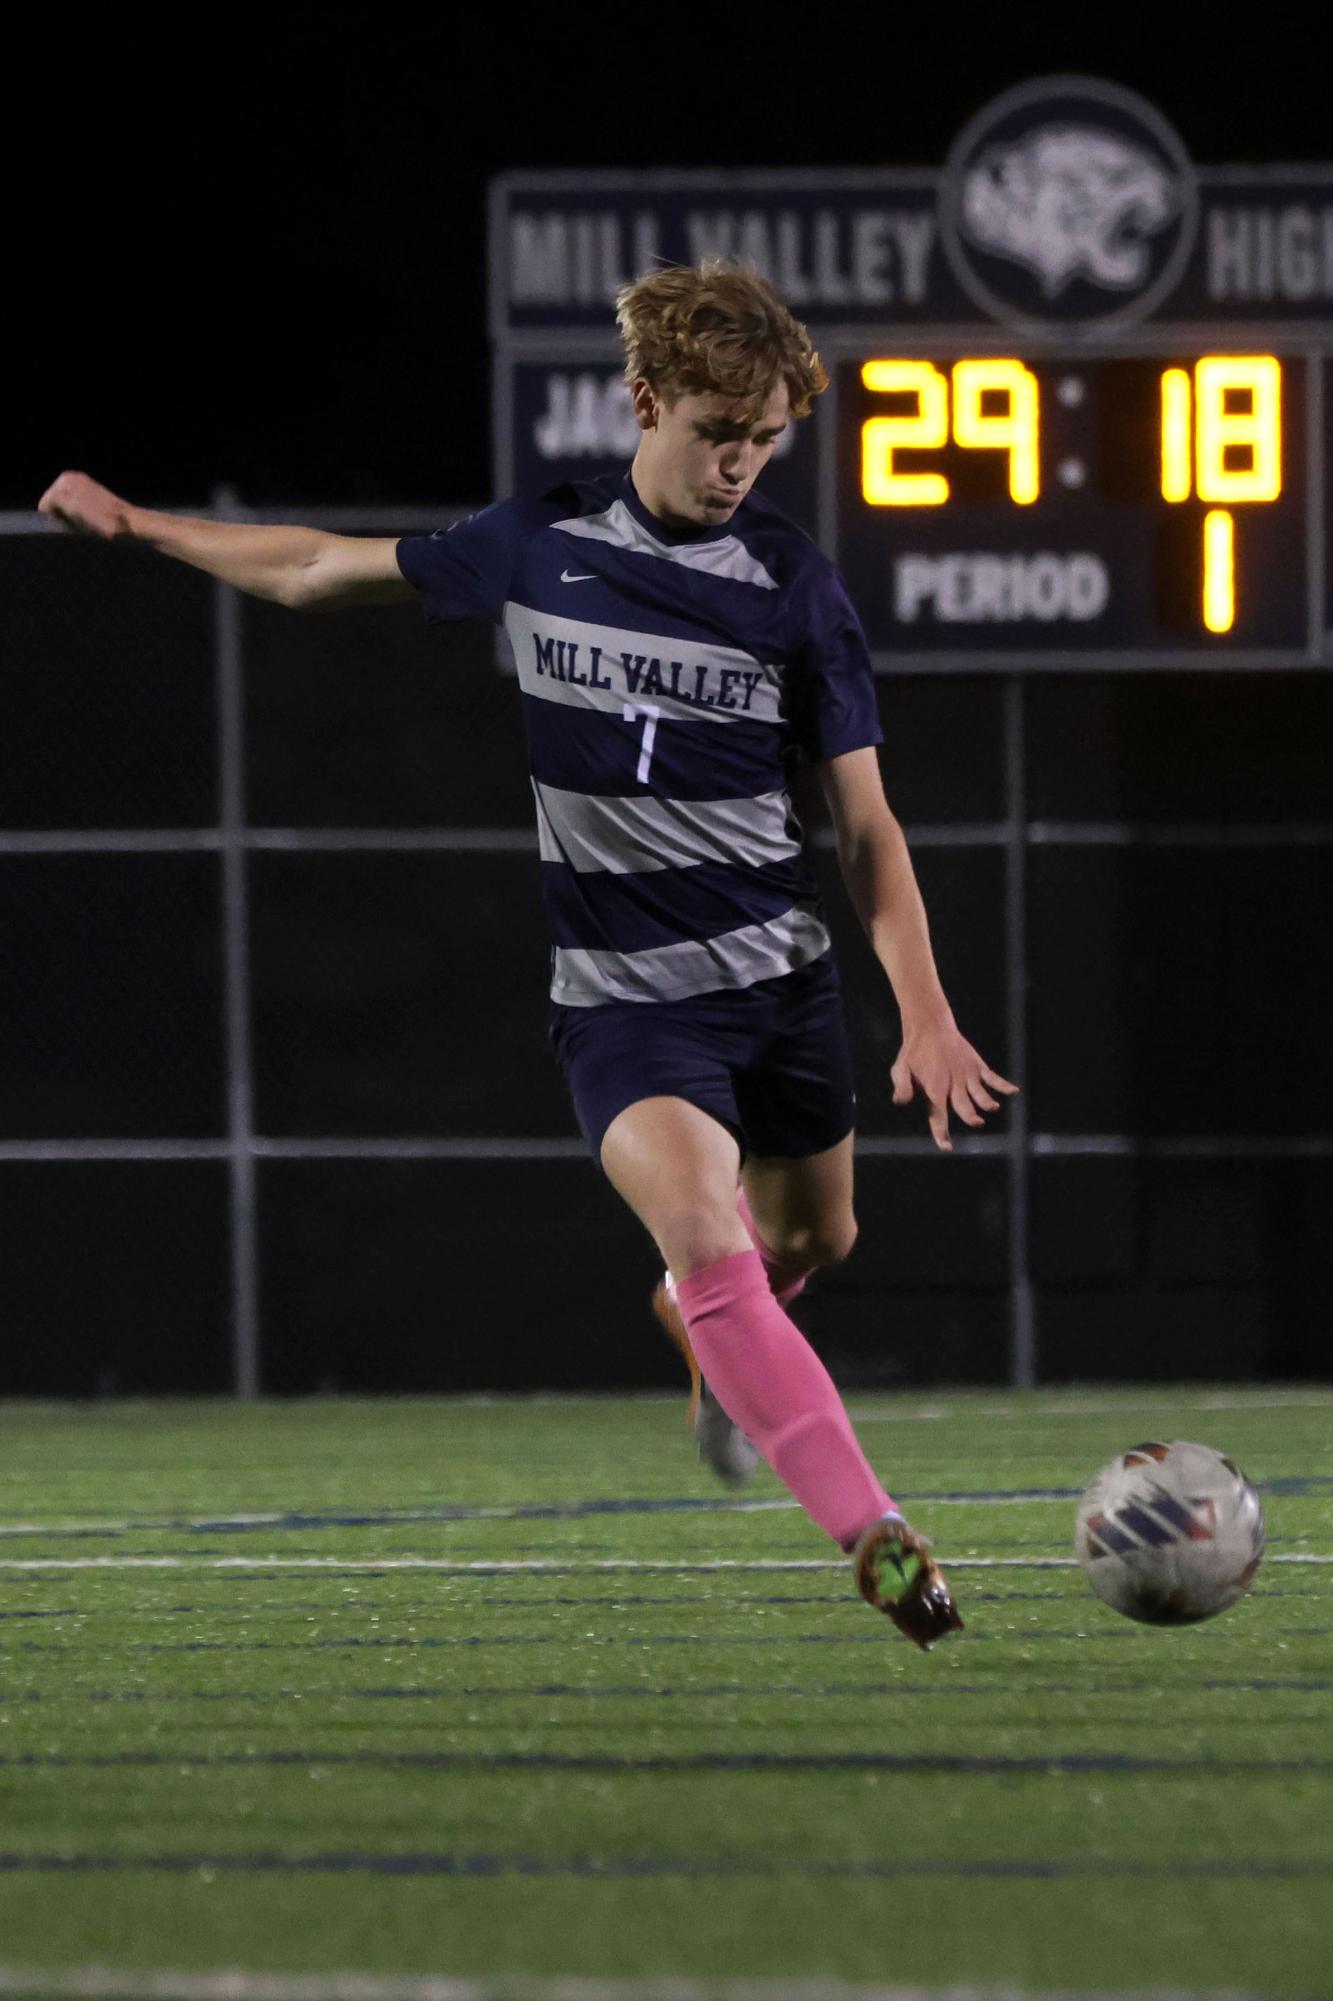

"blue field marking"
[1215,1678,1333,1692]
[186,1498,796,1530]
[106,1634,1014,1656]
[5,1472,1329,1544]
[378,1675,1333,1699]
[0,1498,794,1542]
[345,1582,1306,1607]
[4,1748,1331,1775]
[0,1681,984,1705]
[476,1587,1073,1607]
[4,1534,1315,1568]
[128,1635,564,1653]
[341,1681,996,1700]
[480,1592,848,1608]
[2,1674,1326,1708]
[0,1529,125,1542]
[0,1688,266,1704]
[0,1848,1329,1880]
[56,1622,1312,1658]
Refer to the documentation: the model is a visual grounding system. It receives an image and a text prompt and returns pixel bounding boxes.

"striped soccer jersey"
[396,471,882,1008]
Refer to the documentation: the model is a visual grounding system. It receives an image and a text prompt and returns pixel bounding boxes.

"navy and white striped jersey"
[397,471,881,1008]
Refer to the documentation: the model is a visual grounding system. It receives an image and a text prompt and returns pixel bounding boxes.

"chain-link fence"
[2,499,1329,1395]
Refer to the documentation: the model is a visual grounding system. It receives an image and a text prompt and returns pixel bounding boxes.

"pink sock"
[736,1188,813,1308]
[675,1249,894,1550]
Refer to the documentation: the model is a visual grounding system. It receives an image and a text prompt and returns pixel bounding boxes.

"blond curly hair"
[615,261,827,422]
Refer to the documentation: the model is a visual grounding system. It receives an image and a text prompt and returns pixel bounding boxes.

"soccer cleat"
[852,1510,964,1650]
[651,1274,760,1487]
[692,1385,761,1488]
[651,1274,702,1425]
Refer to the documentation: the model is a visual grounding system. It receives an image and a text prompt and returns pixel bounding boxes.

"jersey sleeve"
[396,500,524,624]
[786,560,884,761]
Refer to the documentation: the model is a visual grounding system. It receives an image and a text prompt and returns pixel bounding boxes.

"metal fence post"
[1005,672,1036,1387]
[213,485,261,1398]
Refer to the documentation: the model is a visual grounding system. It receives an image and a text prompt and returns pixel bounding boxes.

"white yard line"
[0,1970,1281,2001]
[843,1405,953,1421]
[848,1392,1333,1420]
[0,1553,1328,1574]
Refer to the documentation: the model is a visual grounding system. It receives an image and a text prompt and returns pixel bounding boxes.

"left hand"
[890,1015,1019,1153]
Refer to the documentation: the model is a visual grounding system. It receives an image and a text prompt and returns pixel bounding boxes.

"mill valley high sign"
[490,77,1333,669]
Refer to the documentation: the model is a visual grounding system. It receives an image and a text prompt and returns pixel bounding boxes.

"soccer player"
[39,261,1015,1648]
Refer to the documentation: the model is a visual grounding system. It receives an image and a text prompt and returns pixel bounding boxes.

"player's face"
[630,379,790,530]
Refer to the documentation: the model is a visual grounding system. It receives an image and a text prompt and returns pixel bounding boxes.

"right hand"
[38,471,134,541]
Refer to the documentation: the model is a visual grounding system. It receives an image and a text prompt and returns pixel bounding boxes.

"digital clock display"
[833,353,1310,661]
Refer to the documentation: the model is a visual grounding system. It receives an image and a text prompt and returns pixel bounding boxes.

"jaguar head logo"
[961,127,1181,297]
[941,78,1198,329]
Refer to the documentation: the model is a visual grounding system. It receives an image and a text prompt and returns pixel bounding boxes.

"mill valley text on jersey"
[525,616,773,716]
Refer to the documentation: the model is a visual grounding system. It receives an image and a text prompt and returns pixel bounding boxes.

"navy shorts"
[549,951,857,1162]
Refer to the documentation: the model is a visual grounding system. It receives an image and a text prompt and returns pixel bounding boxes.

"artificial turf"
[0,1389,1329,1997]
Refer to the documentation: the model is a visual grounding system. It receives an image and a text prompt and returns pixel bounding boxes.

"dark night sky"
[15,11,1328,513]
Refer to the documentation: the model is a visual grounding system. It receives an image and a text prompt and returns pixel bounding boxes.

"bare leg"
[737,1132,857,1303]
[741,1131,857,1268]
[600,1094,749,1280]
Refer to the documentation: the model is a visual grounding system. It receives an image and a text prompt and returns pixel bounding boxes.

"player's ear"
[629,377,661,432]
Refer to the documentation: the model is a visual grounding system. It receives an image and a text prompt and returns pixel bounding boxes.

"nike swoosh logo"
[560,569,595,583]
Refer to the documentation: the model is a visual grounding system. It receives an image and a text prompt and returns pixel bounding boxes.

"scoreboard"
[490,78,1333,670]
[836,350,1307,657]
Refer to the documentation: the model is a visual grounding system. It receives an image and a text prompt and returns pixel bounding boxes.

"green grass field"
[0,1389,1329,2000]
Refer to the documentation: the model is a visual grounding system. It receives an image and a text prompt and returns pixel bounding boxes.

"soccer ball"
[1075,1439,1265,1625]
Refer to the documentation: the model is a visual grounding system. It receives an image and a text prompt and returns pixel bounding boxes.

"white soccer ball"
[1075,1439,1265,1625]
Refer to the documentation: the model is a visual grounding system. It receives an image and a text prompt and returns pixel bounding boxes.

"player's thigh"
[601,1094,750,1279]
[742,1130,857,1265]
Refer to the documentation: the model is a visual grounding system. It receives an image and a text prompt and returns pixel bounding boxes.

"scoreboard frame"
[489,87,1333,673]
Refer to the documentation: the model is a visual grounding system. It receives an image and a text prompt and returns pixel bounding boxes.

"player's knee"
[657,1201,749,1281]
[771,1214,858,1268]
[808,1215,858,1267]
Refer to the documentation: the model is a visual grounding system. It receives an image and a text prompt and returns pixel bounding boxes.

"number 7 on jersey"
[623,703,660,784]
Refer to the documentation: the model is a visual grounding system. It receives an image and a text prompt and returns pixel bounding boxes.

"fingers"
[893,1034,1020,1154]
[920,1073,965,1152]
[948,1077,985,1130]
[925,1069,999,1150]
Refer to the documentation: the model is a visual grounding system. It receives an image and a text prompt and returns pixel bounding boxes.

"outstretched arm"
[37,471,413,612]
[819,744,1018,1151]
